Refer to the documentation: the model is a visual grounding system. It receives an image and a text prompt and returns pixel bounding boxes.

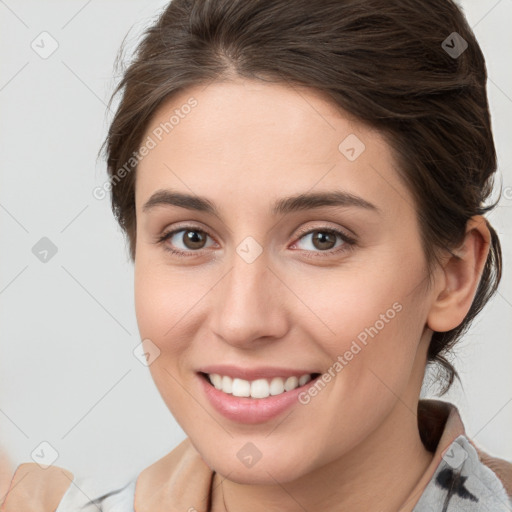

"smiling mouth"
[199,371,322,399]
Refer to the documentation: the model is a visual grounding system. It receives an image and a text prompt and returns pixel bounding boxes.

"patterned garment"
[26,399,512,511]
[412,435,511,511]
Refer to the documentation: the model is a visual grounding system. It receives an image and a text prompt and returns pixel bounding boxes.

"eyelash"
[156,223,357,260]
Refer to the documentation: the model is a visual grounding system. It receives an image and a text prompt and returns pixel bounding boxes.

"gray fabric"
[56,435,511,511]
[413,435,512,512]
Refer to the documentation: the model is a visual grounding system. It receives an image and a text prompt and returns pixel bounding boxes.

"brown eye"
[310,231,337,250]
[158,226,216,255]
[295,229,344,252]
[181,229,208,250]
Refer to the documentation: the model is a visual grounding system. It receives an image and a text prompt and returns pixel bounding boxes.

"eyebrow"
[142,189,380,216]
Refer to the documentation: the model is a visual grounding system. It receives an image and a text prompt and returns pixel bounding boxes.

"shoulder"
[0,462,73,512]
[0,463,73,511]
[0,463,136,512]
[0,439,202,512]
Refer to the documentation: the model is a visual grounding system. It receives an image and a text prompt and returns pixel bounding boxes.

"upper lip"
[197,364,319,381]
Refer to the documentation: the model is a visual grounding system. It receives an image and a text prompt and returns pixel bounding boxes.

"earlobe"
[426,216,491,333]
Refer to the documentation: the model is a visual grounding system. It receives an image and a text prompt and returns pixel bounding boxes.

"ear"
[427,215,491,333]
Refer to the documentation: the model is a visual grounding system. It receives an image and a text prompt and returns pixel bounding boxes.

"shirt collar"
[399,398,466,509]
[401,399,511,511]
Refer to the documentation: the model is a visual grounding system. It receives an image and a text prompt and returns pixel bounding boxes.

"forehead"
[135,79,413,222]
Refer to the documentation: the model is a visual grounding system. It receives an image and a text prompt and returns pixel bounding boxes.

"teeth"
[210,374,223,389]
[221,375,232,393]
[284,376,298,391]
[251,379,270,399]
[269,377,285,396]
[232,378,251,397]
[207,373,314,399]
[299,374,312,386]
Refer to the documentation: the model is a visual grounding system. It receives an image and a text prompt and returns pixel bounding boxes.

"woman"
[2,0,511,510]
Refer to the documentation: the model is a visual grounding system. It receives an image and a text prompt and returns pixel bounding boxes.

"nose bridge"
[232,238,269,300]
[210,237,287,345]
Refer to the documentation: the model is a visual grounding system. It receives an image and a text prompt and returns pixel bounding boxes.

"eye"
[291,227,356,257]
[156,225,216,257]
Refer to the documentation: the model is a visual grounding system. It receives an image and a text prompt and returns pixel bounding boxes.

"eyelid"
[293,222,355,241]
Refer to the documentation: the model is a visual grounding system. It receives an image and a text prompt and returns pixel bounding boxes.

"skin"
[133,78,490,512]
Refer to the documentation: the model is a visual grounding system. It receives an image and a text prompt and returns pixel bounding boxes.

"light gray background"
[1,0,511,487]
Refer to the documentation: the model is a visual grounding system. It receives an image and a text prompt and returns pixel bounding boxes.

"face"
[134,78,436,484]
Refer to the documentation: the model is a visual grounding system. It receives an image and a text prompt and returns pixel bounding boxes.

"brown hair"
[100,0,502,395]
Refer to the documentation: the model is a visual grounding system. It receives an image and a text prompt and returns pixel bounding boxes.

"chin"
[203,447,312,485]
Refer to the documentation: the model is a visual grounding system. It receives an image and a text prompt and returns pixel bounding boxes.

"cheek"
[300,265,419,348]
[134,260,197,421]
[297,255,428,392]
[134,260,179,347]
[134,258,214,356]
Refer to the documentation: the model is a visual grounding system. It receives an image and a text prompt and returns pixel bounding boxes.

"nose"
[208,246,289,349]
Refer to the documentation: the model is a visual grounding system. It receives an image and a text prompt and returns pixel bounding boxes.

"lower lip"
[198,373,319,424]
